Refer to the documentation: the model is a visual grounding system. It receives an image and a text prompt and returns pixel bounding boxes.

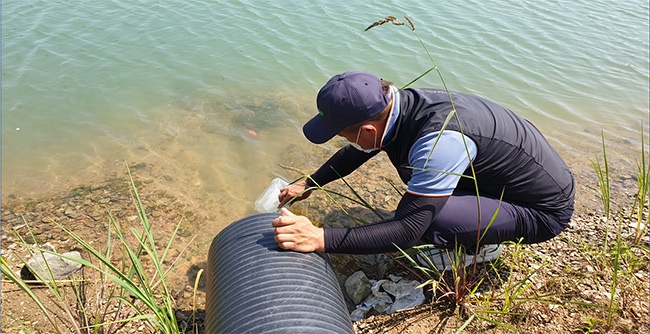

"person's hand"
[272,208,325,252]
[277,180,313,209]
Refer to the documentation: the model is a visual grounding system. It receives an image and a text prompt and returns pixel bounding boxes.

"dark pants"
[422,192,574,250]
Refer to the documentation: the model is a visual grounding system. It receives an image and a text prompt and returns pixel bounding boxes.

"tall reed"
[631,125,649,244]
[363,15,499,311]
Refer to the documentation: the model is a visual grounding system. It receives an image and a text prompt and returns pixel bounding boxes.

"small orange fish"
[247,129,257,137]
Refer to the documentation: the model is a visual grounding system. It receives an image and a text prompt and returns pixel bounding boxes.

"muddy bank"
[1,139,648,333]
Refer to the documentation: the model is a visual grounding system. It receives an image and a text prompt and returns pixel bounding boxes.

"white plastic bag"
[254,177,289,213]
[350,274,425,321]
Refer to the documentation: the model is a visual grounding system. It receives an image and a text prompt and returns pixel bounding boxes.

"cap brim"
[302,115,345,144]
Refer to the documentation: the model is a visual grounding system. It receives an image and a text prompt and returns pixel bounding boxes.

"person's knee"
[524,208,573,244]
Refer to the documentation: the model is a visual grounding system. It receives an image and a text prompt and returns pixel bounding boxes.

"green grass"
[587,129,649,330]
[1,164,205,334]
[631,126,650,244]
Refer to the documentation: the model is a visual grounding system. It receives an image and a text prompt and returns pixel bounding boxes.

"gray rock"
[344,271,372,305]
[21,251,83,281]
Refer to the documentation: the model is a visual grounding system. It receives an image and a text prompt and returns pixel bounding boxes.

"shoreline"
[2,97,646,208]
[2,128,648,333]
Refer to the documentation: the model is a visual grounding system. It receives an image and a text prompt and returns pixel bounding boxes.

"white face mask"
[350,126,380,153]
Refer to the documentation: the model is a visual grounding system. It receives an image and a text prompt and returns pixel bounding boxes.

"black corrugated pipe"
[206,213,354,334]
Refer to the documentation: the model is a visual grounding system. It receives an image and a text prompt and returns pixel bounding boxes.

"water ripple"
[2,0,648,201]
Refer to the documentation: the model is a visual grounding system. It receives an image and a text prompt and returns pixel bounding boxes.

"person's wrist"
[315,227,325,252]
[304,177,316,188]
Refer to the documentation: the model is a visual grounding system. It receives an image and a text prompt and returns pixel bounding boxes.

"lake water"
[2,0,648,231]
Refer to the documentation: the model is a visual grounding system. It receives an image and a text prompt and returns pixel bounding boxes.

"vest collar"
[381,86,401,148]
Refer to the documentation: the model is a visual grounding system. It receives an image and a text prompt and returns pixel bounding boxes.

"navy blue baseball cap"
[303,71,390,144]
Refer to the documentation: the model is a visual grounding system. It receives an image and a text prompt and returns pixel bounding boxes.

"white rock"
[22,251,83,281]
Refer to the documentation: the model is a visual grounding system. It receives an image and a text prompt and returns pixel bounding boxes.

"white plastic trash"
[254,177,289,213]
[349,274,425,321]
